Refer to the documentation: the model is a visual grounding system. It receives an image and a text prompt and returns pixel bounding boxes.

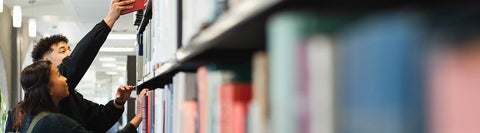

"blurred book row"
[134,0,480,132]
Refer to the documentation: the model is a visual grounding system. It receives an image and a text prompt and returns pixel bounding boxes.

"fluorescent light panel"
[29,19,37,37]
[99,57,117,62]
[101,63,117,68]
[107,34,136,40]
[106,71,118,75]
[12,5,22,28]
[100,47,134,52]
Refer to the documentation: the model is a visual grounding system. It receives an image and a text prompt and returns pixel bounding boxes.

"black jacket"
[5,20,125,133]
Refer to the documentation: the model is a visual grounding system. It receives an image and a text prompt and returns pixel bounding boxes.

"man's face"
[44,41,71,66]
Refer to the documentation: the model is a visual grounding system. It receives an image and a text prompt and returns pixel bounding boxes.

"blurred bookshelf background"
[133,0,480,133]
[2,0,480,133]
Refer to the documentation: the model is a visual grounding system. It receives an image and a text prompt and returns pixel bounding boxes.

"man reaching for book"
[5,0,138,132]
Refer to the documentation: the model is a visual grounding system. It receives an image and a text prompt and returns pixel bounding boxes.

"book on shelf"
[182,0,227,46]
[173,72,197,133]
[141,90,148,133]
[151,0,178,66]
[248,51,269,133]
[267,10,353,133]
[427,11,480,133]
[304,35,335,133]
[221,83,252,133]
[197,66,209,133]
[335,10,425,133]
[182,101,198,133]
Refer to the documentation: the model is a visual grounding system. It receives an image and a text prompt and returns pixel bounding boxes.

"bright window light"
[107,34,136,40]
[29,19,37,37]
[12,5,22,28]
[100,47,134,52]
[1,0,4,13]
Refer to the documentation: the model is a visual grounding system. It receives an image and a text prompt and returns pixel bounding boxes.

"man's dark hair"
[31,34,69,62]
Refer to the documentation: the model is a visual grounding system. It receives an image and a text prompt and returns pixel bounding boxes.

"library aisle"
[2,0,480,133]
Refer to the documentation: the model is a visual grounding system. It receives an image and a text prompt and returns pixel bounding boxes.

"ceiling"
[3,0,138,100]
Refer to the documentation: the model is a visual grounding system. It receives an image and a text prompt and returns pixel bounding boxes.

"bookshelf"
[132,0,480,133]
[133,0,444,92]
[135,0,285,92]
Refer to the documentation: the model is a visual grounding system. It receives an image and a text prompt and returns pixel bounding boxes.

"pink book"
[428,48,480,133]
[182,101,198,133]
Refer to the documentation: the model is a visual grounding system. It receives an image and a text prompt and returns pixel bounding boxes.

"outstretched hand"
[130,88,149,128]
[115,85,136,106]
[104,0,135,28]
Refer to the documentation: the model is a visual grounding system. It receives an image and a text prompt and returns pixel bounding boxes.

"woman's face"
[49,65,69,99]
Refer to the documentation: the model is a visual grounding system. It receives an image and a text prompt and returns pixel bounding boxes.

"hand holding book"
[121,0,147,15]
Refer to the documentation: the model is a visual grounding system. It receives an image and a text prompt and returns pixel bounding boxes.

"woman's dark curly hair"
[14,61,57,130]
[31,35,69,62]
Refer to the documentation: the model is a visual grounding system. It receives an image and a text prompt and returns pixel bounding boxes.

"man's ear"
[42,57,49,61]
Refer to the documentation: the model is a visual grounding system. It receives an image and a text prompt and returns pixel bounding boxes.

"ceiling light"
[107,34,136,40]
[101,63,117,68]
[99,47,134,52]
[106,71,118,75]
[12,5,22,28]
[28,19,37,37]
[99,57,117,62]
[116,66,124,70]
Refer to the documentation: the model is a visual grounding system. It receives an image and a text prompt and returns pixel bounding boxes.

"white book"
[249,51,269,133]
[307,35,335,133]
[173,72,196,133]
[154,88,165,133]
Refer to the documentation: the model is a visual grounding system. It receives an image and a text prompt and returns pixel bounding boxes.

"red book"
[142,91,148,133]
[221,83,252,133]
[121,0,147,15]
[147,91,151,133]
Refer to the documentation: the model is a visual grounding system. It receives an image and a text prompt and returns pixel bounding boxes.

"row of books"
[267,9,480,133]
[137,0,263,81]
[135,0,225,79]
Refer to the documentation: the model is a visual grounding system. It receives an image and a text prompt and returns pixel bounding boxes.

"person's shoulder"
[35,113,89,132]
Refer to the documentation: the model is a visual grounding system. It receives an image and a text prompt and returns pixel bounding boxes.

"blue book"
[336,10,425,133]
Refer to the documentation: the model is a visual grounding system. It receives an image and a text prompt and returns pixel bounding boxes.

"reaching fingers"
[140,88,149,95]
[113,0,134,8]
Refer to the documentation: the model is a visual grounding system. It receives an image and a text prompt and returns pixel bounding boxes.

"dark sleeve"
[34,113,90,133]
[59,91,124,133]
[117,123,138,133]
[58,20,111,90]
[80,97,124,132]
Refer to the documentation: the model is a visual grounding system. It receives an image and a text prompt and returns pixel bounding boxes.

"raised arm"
[58,0,134,90]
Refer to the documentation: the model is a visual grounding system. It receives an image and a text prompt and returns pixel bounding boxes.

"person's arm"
[81,98,124,132]
[104,0,135,28]
[58,21,110,91]
[57,0,134,91]
[113,85,136,109]
[116,89,148,133]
